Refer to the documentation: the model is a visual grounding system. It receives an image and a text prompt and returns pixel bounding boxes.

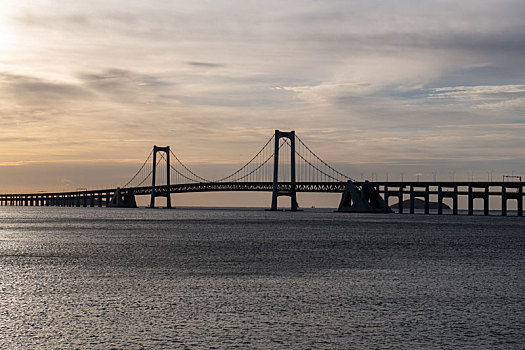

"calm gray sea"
[1,207,524,349]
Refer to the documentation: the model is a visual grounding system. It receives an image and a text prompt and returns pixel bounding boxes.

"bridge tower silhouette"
[150,145,171,208]
[271,130,298,211]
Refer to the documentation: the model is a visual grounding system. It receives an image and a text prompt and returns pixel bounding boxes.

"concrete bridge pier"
[438,186,443,214]
[484,187,490,216]
[517,186,523,216]
[383,184,390,213]
[468,185,474,215]
[409,186,415,214]
[398,186,404,213]
[453,186,458,215]
[502,184,507,216]
[467,184,490,215]
[109,188,137,208]
[338,181,391,213]
[424,186,430,215]
[502,183,524,216]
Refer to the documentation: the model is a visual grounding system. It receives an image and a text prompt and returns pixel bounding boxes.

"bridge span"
[1,181,523,216]
[1,130,523,216]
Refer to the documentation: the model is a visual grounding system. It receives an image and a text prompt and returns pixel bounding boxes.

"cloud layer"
[1,0,524,195]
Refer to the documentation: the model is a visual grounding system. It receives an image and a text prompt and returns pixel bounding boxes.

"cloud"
[77,69,172,104]
[428,84,525,110]
[430,84,525,98]
[0,72,91,103]
[2,0,524,193]
[186,61,226,68]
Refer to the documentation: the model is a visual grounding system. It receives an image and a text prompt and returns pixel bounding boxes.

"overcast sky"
[1,0,524,204]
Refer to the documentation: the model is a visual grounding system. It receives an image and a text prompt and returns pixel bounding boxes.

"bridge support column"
[338,181,392,213]
[484,187,490,216]
[149,145,171,209]
[383,184,390,213]
[424,186,430,214]
[398,187,404,214]
[438,186,443,215]
[501,184,507,216]
[468,185,474,215]
[109,188,137,208]
[270,130,298,211]
[519,186,523,217]
[453,186,458,215]
[410,185,415,214]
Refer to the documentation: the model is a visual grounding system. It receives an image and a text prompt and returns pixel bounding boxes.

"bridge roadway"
[1,181,523,216]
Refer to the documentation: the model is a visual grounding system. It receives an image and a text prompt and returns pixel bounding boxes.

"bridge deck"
[1,181,524,198]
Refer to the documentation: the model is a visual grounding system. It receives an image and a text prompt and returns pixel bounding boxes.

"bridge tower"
[150,145,171,208]
[271,130,298,211]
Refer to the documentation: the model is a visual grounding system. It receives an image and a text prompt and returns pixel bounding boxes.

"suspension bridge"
[1,130,523,216]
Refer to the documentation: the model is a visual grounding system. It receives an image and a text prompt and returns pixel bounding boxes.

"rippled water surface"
[1,207,524,349]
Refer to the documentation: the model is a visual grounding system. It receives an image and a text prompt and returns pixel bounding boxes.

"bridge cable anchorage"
[211,134,276,183]
[121,150,154,188]
[288,136,354,182]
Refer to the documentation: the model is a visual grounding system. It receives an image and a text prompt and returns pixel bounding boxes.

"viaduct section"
[1,181,523,216]
[1,130,523,216]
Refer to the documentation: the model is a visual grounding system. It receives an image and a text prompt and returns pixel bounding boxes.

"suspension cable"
[230,147,276,182]
[284,138,353,182]
[121,150,153,188]
[212,134,275,182]
[170,149,210,182]
[294,135,354,181]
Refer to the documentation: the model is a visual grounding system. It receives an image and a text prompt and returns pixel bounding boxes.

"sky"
[1,0,524,207]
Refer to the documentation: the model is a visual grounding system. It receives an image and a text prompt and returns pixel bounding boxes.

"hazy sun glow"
[0,3,17,52]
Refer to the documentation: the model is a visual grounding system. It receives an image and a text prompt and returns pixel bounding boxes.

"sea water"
[0,207,524,349]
